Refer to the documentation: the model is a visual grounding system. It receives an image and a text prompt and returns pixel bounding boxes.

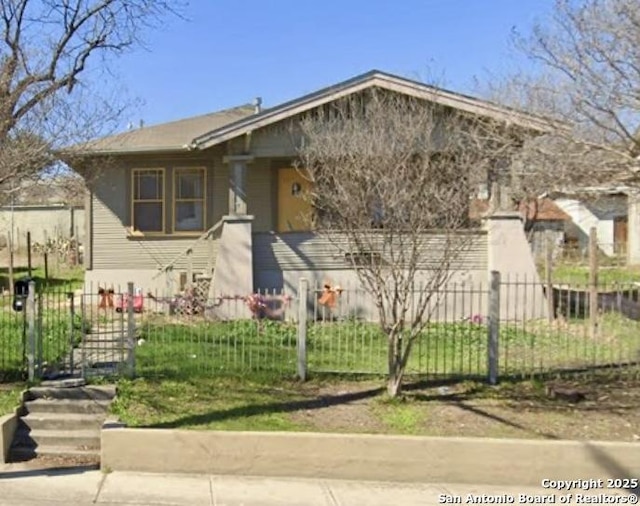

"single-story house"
[67,70,553,320]
[547,188,630,258]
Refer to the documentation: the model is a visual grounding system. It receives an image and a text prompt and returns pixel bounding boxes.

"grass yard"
[134,314,640,379]
[547,263,640,285]
[110,372,640,442]
[0,264,84,293]
[0,304,86,381]
[0,383,23,416]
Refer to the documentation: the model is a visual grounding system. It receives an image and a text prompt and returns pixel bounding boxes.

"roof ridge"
[128,103,254,131]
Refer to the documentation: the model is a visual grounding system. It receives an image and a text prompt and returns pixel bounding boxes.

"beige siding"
[253,232,488,272]
[247,158,275,232]
[212,161,229,222]
[250,121,300,158]
[91,163,220,273]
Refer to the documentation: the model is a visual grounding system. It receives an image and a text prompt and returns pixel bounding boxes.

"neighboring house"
[67,70,552,320]
[470,198,570,259]
[548,188,629,258]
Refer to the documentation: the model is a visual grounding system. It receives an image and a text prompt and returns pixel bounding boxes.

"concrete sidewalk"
[0,464,637,506]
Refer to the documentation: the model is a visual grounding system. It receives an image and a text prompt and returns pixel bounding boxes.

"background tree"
[489,0,640,199]
[0,0,183,199]
[298,90,528,396]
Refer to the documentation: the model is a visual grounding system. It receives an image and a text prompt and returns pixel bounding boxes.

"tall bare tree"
[298,90,527,396]
[496,0,640,196]
[0,0,183,198]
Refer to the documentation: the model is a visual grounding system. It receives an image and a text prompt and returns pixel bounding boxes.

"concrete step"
[27,385,115,401]
[23,429,100,448]
[40,378,86,388]
[24,398,111,415]
[11,444,99,462]
[20,413,104,431]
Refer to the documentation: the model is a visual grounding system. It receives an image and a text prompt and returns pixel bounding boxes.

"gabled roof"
[190,70,557,151]
[76,105,256,154]
[75,70,558,156]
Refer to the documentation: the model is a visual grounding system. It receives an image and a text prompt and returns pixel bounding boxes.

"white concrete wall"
[0,205,85,249]
[629,192,640,265]
[554,198,615,255]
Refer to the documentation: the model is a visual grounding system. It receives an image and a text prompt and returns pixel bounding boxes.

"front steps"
[10,380,115,463]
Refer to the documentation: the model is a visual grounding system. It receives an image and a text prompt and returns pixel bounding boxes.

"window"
[173,167,205,232]
[132,169,164,233]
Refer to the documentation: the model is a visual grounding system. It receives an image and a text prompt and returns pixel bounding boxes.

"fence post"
[545,231,554,323]
[26,280,36,382]
[488,271,500,386]
[186,249,193,288]
[68,292,75,374]
[126,282,136,378]
[589,227,598,340]
[297,278,308,381]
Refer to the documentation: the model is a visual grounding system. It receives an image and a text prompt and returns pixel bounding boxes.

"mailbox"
[12,278,31,312]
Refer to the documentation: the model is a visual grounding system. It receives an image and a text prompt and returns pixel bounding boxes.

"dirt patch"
[287,376,640,441]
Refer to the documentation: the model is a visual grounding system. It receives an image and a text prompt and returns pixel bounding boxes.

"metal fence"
[1,275,639,383]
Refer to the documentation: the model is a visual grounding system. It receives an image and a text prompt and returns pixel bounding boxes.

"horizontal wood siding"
[253,232,488,272]
[250,121,300,158]
[247,158,274,232]
[91,164,219,271]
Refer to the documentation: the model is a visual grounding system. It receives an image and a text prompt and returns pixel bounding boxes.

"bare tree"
[497,0,640,195]
[0,0,183,198]
[298,90,527,396]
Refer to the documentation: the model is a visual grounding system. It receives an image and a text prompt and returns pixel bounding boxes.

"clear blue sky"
[111,0,555,128]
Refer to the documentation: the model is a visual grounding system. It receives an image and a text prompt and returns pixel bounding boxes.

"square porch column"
[484,211,547,321]
[207,155,255,319]
[225,155,253,215]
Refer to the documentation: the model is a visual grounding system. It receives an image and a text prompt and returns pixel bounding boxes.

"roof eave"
[191,72,563,150]
[59,145,192,157]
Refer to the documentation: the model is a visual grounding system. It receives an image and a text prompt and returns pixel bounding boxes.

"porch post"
[224,155,253,215]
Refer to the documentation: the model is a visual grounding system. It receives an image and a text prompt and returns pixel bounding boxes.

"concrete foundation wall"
[101,428,640,486]
[0,414,17,464]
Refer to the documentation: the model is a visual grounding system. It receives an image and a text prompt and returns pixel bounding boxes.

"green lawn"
[0,304,85,381]
[0,265,84,293]
[547,264,640,285]
[134,315,640,380]
[111,376,313,431]
[109,373,640,441]
[0,384,23,415]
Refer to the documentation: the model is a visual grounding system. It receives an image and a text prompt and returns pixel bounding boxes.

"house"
[67,70,553,320]
[547,187,629,259]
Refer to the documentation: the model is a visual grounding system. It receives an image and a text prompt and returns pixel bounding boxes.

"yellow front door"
[277,168,313,232]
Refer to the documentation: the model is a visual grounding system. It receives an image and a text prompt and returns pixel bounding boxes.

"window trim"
[131,168,166,235]
[172,166,207,234]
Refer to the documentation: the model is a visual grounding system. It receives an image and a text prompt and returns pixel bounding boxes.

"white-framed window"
[173,167,206,232]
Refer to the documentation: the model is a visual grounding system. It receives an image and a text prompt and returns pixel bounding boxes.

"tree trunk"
[387,332,404,397]
[387,373,403,397]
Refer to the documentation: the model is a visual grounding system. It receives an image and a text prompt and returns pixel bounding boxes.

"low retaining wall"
[101,429,640,485]
[0,414,17,464]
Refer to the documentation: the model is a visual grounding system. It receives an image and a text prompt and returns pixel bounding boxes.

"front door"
[277,168,313,232]
[614,216,628,255]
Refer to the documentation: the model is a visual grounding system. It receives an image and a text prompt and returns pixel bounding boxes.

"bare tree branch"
[0,0,184,199]
[297,89,527,396]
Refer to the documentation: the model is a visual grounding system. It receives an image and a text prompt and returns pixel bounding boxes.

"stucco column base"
[207,215,254,320]
[483,211,548,320]
[627,192,640,265]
